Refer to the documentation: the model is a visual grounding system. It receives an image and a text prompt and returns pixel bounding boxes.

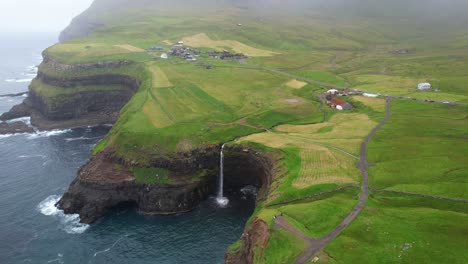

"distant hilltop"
[60,0,468,42]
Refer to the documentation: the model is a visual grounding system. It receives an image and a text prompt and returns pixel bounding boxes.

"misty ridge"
[82,0,468,14]
[61,0,468,42]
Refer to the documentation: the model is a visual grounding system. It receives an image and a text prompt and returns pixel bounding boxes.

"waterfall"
[216,144,229,207]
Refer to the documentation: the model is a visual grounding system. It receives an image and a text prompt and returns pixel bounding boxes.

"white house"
[327,89,339,95]
[160,53,168,59]
[363,93,379,98]
[418,83,431,90]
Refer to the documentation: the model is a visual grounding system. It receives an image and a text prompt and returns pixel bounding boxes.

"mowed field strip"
[149,64,173,88]
[275,113,377,155]
[240,113,375,189]
[182,33,279,57]
[352,96,386,112]
[114,44,146,52]
[286,79,308,89]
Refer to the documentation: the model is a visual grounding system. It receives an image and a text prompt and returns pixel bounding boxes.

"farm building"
[418,83,431,90]
[363,93,379,98]
[327,89,339,95]
[149,46,163,51]
[329,98,353,110]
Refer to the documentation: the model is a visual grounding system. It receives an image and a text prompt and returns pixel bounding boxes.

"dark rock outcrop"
[1,59,140,130]
[0,122,34,135]
[224,146,275,199]
[0,103,31,121]
[225,218,270,264]
[57,148,218,224]
[58,145,276,225]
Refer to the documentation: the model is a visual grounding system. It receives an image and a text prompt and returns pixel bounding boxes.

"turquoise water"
[0,34,254,264]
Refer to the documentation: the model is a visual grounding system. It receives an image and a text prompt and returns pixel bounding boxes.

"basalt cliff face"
[57,145,276,228]
[58,148,218,224]
[0,57,139,130]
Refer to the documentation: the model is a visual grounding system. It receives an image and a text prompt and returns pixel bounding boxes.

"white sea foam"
[5,78,33,83]
[46,253,64,264]
[0,134,15,139]
[38,195,89,234]
[18,154,46,159]
[93,235,128,258]
[7,116,31,126]
[65,136,101,142]
[27,129,72,139]
[0,132,30,139]
[22,73,37,77]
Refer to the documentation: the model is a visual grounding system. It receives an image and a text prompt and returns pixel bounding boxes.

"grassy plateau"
[40,1,468,263]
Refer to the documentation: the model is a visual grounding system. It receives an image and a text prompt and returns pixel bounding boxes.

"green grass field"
[39,3,468,263]
[367,100,468,199]
[323,193,468,264]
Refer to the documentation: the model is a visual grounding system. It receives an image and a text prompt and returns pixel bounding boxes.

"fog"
[1,0,468,34]
[0,0,93,33]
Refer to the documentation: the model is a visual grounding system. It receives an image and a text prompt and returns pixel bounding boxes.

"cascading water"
[216,144,229,207]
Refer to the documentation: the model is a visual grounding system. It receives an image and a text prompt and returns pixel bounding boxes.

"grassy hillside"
[46,1,468,263]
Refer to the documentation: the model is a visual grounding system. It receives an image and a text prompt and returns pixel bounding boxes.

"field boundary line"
[370,188,468,203]
[267,185,359,207]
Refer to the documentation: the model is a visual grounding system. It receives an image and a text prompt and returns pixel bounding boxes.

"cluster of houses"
[391,49,411,55]
[169,46,200,61]
[149,41,248,62]
[207,50,249,61]
[325,89,354,111]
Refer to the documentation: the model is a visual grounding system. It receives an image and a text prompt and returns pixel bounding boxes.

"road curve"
[290,98,392,264]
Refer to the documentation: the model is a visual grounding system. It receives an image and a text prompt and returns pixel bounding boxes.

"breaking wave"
[27,129,72,139]
[6,116,31,126]
[5,78,33,83]
[0,128,71,140]
[65,136,102,142]
[38,195,89,234]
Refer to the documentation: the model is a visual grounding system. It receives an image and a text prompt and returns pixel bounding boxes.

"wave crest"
[37,195,89,234]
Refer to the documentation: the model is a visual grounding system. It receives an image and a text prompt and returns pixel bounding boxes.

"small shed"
[418,83,431,90]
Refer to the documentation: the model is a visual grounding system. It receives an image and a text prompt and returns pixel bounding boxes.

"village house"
[338,88,351,96]
[327,89,339,95]
[329,97,353,111]
[418,83,431,90]
[208,50,248,60]
[148,46,163,51]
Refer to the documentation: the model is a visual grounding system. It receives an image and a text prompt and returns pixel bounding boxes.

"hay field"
[275,113,377,155]
[295,147,359,188]
[149,64,173,88]
[352,95,386,112]
[182,33,278,57]
[114,44,146,52]
[285,79,308,89]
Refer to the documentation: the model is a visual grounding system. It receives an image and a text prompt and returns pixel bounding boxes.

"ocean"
[0,33,253,264]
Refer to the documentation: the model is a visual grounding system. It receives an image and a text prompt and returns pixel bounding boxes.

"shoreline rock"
[57,145,276,227]
[0,121,34,135]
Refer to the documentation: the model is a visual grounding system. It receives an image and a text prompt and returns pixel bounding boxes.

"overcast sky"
[0,0,94,33]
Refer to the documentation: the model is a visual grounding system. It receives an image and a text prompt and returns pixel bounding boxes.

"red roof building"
[329,97,353,110]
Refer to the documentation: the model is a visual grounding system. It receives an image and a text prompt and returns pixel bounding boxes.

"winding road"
[275,98,392,264]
